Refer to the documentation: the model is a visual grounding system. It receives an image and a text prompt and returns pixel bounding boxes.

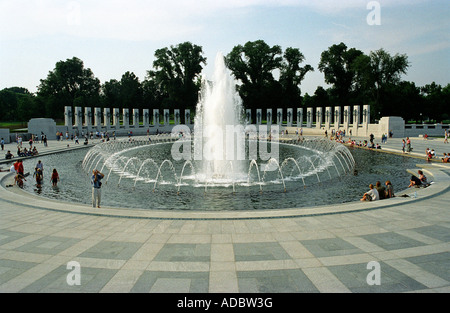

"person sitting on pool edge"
[385,181,395,198]
[361,184,380,201]
[418,170,430,186]
[375,181,386,200]
[409,170,428,188]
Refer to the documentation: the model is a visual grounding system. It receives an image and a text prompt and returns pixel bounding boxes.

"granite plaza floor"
[0,134,449,293]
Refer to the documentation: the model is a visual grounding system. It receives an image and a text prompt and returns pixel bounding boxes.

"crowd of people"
[360,169,432,202]
[360,180,395,202]
[442,153,450,163]
[17,146,39,157]
[330,130,448,164]
[426,147,450,163]
[5,159,60,189]
[346,139,382,149]
[3,134,44,160]
[56,130,116,144]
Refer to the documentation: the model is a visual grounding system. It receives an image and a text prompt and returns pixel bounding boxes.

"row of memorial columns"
[65,106,191,131]
[64,104,371,135]
[246,105,370,129]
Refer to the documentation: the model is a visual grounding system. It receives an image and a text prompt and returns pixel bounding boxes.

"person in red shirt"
[17,160,24,176]
[13,160,20,172]
[51,169,60,187]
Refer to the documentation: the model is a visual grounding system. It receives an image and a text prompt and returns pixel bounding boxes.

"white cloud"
[0,0,208,41]
[1,0,447,92]
[0,0,438,42]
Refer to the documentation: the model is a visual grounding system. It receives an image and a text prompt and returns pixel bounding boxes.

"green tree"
[0,89,18,121]
[303,86,331,109]
[352,49,410,120]
[17,92,40,122]
[367,49,409,118]
[421,82,448,122]
[142,78,164,108]
[0,87,38,122]
[37,57,101,119]
[101,79,121,108]
[318,42,364,107]
[279,47,314,108]
[442,84,450,122]
[119,71,143,110]
[226,40,283,111]
[147,42,206,110]
[384,81,422,122]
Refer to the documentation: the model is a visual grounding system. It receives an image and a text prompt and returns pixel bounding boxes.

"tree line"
[0,40,448,124]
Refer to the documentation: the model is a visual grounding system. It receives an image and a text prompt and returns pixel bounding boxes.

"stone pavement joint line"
[0,136,449,293]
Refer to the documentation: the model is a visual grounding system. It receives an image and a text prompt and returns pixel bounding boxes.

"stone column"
[113,108,120,127]
[306,108,313,128]
[94,107,102,128]
[343,106,350,129]
[316,107,323,128]
[143,109,150,127]
[103,108,111,128]
[362,105,370,125]
[256,109,262,125]
[353,105,360,126]
[123,108,129,128]
[246,109,252,124]
[153,109,160,126]
[133,109,140,127]
[287,108,293,127]
[334,107,341,127]
[64,106,72,127]
[174,109,180,125]
[361,104,370,137]
[266,109,272,126]
[325,107,332,129]
[75,106,82,127]
[277,109,283,125]
[297,108,303,128]
[84,107,92,128]
[185,109,191,126]
[163,109,170,126]
[74,106,83,133]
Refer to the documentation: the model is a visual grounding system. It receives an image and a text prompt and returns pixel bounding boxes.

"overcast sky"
[0,0,449,95]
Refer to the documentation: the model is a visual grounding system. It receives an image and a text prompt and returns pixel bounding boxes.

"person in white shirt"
[361,184,380,201]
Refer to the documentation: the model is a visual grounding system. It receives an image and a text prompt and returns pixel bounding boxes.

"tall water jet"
[194,52,245,182]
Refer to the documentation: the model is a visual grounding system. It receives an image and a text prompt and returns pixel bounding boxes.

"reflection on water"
[21,145,426,211]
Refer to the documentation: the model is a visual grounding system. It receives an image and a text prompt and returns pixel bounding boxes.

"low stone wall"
[404,124,449,137]
[0,129,10,144]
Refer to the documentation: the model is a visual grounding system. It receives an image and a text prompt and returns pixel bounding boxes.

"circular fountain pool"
[20,136,425,211]
[17,52,427,212]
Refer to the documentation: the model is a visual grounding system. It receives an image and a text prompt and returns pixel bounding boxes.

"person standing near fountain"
[51,168,60,187]
[91,169,104,208]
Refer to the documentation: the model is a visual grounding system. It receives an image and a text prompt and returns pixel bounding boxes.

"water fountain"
[80,52,356,204]
[193,52,246,183]
[36,52,360,211]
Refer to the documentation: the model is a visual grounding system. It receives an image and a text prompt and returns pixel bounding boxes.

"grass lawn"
[0,122,28,132]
